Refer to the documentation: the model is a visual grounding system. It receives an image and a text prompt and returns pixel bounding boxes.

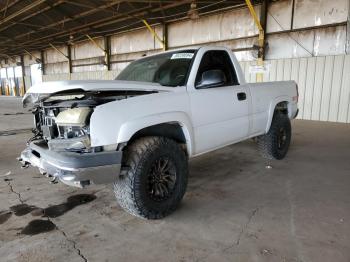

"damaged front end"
[19,89,150,187]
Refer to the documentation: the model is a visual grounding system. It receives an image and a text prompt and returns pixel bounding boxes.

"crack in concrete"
[5,179,25,204]
[235,207,259,246]
[54,223,88,262]
[196,207,260,261]
[4,179,88,261]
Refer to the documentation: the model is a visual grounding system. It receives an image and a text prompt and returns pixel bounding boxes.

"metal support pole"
[12,67,17,96]
[259,0,268,59]
[67,44,72,74]
[104,36,111,70]
[142,19,165,51]
[20,55,26,95]
[163,23,168,51]
[40,50,45,75]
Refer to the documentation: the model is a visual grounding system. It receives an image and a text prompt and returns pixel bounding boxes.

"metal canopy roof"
[0,0,258,58]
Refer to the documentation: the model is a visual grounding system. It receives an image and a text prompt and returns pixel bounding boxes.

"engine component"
[55,108,92,127]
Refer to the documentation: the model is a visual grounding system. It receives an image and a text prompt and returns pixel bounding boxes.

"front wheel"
[114,136,188,219]
[257,113,291,160]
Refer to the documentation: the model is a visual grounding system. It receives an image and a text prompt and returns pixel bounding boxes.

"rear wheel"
[114,136,188,219]
[257,113,291,160]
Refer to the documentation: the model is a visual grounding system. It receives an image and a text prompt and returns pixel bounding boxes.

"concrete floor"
[0,96,349,262]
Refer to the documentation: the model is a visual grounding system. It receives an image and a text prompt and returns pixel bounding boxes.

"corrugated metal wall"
[241,54,350,123]
[43,54,350,123]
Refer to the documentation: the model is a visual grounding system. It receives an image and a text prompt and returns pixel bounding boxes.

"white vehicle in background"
[19,46,298,219]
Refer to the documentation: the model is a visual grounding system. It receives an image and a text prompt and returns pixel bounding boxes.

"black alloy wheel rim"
[277,127,287,149]
[148,157,177,202]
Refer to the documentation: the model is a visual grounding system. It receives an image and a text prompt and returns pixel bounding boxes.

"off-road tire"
[114,136,188,219]
[257,113,291,160]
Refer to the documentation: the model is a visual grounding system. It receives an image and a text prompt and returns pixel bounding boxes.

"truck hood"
[23,80,173,107]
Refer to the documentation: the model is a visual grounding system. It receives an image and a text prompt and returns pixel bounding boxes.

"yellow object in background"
[20,85,25,96]
[5,85,9,96]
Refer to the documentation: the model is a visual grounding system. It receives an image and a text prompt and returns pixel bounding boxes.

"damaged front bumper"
[19,140,122,188]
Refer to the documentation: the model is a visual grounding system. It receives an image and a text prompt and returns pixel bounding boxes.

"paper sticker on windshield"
[171,53,194,59]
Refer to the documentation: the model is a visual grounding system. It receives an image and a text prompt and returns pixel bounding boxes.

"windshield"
[116,50,196,87]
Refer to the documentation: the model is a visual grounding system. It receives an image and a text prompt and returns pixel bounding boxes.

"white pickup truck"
[19,46,298,219]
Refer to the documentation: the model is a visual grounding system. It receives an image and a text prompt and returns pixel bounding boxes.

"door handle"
[237,92,246,101]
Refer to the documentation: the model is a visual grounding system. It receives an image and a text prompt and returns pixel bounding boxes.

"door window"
[195,50,239,88]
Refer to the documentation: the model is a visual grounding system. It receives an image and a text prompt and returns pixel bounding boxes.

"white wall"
[241,54,350,123]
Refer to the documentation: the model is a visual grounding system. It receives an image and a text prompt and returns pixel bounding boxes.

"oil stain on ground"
[44,194,97,218]
[21,219,56,235]
[0,211,12,224]
[10,204,38,216]
[6,194,96,236]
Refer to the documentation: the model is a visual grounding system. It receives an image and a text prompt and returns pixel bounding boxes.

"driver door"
[188,50,250,154]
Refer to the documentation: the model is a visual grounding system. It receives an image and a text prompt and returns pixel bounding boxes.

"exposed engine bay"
[25,89,155,153]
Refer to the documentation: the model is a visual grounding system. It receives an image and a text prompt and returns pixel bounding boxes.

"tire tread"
[114,136,187,219]
[257,113,291,160]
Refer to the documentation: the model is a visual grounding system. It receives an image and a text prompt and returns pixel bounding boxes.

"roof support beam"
[142,19,165,51]
[244,0,264,51]
[0,52,12,59]
[49,43,72,77]
[24,49,41,63]
[244,0,266,82]
[0,0,122,45]
[0,1,191,53]
[2,0,10,19]
[0,0,20,14]
[86,34,108,67]
[0,0,64,34]
[49,43,69,60]
[0,0,46,26]
[86,35,106,53]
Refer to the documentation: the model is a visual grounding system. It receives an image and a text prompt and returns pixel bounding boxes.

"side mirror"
[196,69,225,89]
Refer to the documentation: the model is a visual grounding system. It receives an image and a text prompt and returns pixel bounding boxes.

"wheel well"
[274,101,289,115]
[128,122,187,149]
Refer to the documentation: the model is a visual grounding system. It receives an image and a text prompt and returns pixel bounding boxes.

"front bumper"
[19,140,122,188]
